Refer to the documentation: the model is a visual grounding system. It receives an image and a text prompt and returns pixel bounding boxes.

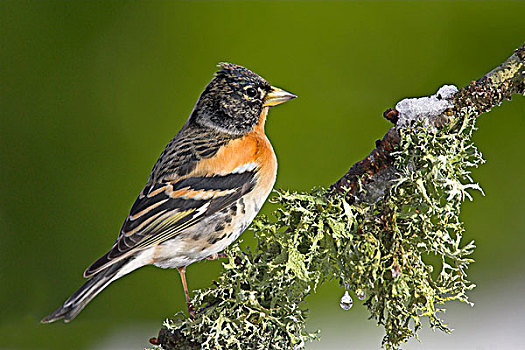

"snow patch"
[395,85,458,129]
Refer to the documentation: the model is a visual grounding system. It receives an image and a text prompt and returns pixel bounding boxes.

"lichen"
[152,94,485,350]
[147,43,524,350]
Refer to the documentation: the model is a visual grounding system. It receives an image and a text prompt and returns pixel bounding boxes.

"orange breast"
[191,107,277,188]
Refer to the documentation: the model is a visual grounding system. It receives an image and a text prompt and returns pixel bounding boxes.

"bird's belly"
[152,189,268,269]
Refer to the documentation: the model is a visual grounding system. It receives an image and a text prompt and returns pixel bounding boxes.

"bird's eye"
[245,87,258,98]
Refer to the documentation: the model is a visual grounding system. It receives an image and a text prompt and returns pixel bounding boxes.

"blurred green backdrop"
[1,1,524,349]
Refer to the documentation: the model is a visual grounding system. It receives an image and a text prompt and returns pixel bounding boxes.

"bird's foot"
[187,303,196,319]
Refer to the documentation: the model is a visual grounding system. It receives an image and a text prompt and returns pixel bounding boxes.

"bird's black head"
[190,62,296,135]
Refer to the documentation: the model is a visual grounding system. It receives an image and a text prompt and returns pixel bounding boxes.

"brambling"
[42,62,296,323]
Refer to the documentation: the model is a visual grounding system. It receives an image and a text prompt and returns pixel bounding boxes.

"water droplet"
[340,290,353,310]
[356,289,366,300]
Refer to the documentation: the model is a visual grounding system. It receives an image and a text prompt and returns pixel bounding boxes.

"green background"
[1,1,524,349]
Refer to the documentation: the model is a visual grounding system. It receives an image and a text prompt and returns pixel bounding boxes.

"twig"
[330,43,525,204]
[153,42,525,350]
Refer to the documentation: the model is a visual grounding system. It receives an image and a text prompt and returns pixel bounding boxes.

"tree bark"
[153,42,525,350]
[330,43,525,203]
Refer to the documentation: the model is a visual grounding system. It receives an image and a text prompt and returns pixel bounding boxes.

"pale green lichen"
[156,105,483,350]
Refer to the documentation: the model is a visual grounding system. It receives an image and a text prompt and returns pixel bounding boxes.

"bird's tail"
[41,258,131,323]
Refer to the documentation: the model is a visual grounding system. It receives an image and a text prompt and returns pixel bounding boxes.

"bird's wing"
[84,172,256,277]
[84,126,258,277]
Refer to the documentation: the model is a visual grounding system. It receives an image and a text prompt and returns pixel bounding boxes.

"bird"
[41,62,296,323]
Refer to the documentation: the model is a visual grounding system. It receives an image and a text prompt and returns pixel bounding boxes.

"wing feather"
[84,171,256,277]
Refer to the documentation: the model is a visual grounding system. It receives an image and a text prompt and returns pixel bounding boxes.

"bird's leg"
[177,266,195,319]
[206,252,228,260]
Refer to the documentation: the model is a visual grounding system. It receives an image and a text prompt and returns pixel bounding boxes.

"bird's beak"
[263,86,297,107]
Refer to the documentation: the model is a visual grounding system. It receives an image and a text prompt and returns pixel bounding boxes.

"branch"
[330,43,525,204]
[150,43,525,350]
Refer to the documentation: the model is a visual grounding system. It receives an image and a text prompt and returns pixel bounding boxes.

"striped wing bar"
[84,171,256,277]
